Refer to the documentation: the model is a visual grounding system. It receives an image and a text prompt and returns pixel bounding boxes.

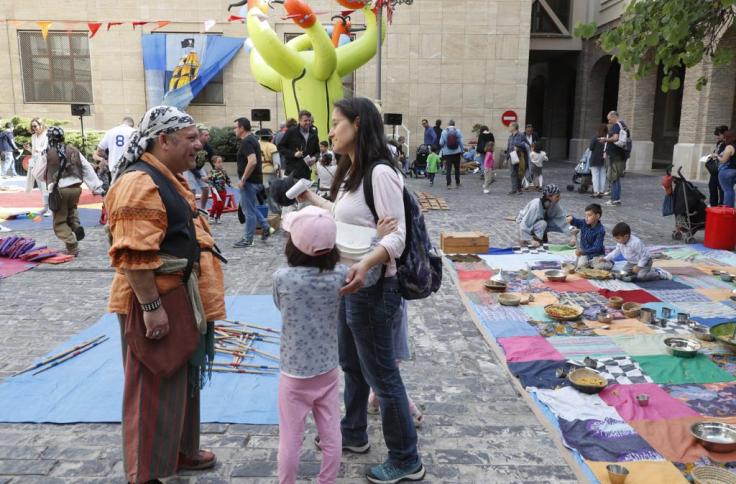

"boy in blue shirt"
[566,203,607,270]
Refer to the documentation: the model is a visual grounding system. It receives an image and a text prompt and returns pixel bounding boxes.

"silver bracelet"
[140,297,162,312]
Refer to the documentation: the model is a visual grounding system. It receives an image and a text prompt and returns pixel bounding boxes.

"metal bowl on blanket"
[690,422,736,453]
[544,269,567,282]
[664,337,702,358]
[710,322,736,351]
[567,368,608,394]
[612,269,635,282]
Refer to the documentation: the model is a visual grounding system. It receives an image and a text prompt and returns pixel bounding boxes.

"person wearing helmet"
[516,184,570,247]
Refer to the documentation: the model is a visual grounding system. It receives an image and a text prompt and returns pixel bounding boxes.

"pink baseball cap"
[281,206,337,256]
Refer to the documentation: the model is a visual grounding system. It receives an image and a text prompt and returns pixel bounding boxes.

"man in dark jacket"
[277,110,320,180]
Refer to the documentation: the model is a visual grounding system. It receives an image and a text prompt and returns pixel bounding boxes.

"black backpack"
[364,160,442,300]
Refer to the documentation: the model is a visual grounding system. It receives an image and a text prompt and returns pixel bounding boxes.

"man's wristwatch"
[140,297,162,312]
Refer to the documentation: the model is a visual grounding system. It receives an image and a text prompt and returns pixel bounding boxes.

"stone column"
[568,43,608,163]
[673,29,736,181]
[616,69,657,171]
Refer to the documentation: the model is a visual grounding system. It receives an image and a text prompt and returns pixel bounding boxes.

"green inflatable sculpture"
[233,0,385,139]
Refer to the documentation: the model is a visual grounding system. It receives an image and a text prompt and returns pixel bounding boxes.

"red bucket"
[704,206,736,250]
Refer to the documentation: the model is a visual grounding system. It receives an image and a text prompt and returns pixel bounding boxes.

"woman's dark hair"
[285,235,340,272]
[329,97,394,201]
[285,118,298,128]
[320,152,333,166]
[597,123,608,138]
[612,222,631,237]
[714,125,729,136]
[723,130,736,146]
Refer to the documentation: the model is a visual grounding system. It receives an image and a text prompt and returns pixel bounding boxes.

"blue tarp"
[0,295,281,424]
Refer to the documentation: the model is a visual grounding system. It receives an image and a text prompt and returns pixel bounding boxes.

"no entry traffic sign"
[501,110,518,126]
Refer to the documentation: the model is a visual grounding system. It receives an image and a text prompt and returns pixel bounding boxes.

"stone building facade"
[0,0,532,151]
[1,0,733,178]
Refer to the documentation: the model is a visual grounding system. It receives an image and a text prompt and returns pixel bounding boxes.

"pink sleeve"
[371,165,406,260]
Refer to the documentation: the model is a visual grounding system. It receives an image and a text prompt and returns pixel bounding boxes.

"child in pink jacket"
[483,141,495,193]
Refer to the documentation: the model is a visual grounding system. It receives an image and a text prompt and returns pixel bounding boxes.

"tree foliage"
[575,0,736,92]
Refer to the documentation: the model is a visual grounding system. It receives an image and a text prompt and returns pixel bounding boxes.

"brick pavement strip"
[0,162,683,482]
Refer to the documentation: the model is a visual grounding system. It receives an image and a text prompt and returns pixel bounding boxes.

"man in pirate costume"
[105,106,226,483]
[43,126,104,256]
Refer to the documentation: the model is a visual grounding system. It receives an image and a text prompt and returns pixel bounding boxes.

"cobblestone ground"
[0,161,693,483]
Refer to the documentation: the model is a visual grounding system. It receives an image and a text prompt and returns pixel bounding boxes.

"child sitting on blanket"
[272,206,348,484]
[565,203,607,270]
[594,222,671,281]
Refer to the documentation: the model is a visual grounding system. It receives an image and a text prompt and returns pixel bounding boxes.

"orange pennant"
[88,22,102,38]
[228,15,246,22]
[107,22,123,31]
[132,21,148,29]
[36,21,52,40]
[154,20,171,30]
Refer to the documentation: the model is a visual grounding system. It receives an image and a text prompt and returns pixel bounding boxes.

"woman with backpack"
[589,124,608,198]
[297,97,425,484]
[440,120,464,189]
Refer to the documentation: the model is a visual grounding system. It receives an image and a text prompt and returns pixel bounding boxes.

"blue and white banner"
[142,33,244,110]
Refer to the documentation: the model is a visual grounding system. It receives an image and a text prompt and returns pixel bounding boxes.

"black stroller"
[409,144,429,178]
[671,167,707,243]
[566,149,592,193]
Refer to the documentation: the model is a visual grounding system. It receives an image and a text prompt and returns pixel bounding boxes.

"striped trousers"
[117,315,200,483]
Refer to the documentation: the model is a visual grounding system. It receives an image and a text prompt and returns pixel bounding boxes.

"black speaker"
[71,104,92,117]
[251,109,271,122]
[384,113,402,126]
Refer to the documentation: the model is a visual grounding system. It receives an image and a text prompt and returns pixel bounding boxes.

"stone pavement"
[0,161,693,483]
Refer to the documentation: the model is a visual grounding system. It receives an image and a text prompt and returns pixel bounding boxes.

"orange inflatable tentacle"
[331,18,350,47]
[247,0,269,15]
[336,0,370,9]
[284,0,317,28]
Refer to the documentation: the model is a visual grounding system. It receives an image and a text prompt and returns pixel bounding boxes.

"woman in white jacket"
[23,118,50,216]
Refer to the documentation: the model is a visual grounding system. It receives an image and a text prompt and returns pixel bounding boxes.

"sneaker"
[429,182,433,186]
[366,460,426,484]
[658,269,673,280]
[446,185,453,190]
[507,191,517,195]
[233,238,254,248]
[261,226,275,241]
[605,200,622,206]
[314,435,370,454]
[483,189,490,194]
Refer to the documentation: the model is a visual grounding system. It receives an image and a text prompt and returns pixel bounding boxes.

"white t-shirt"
[99,124,135,177]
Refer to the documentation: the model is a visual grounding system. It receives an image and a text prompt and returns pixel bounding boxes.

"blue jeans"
[338,277,419,468]
[2,151,16,176]
[240,182,269,241]
[611,178,621,201]
[718,166,736,207]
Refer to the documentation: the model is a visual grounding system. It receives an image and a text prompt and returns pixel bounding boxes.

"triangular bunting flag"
[8,20,23,29]
[154,20,171,30]
[203,19,216,32]
[340,10,356,16]
[107,22,122,31]
[228,15,246,22]
[36,21,52,40]
[88,22,102,38]
[132,21,148,29]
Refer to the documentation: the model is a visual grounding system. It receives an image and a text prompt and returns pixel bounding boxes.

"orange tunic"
[106,153,226,321]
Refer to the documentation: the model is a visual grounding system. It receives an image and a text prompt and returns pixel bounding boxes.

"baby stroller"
[409,143,429,178]
[567,148,592,193]
[671,167,707,243]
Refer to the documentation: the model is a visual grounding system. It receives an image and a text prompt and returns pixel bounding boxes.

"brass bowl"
[622,302,641,319]
[544,303,584,321]
[608,297,624,309]
[498,293,521,306]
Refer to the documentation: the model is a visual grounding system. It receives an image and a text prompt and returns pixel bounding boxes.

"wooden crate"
[255,214,281,234]
[440,231,489,254]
